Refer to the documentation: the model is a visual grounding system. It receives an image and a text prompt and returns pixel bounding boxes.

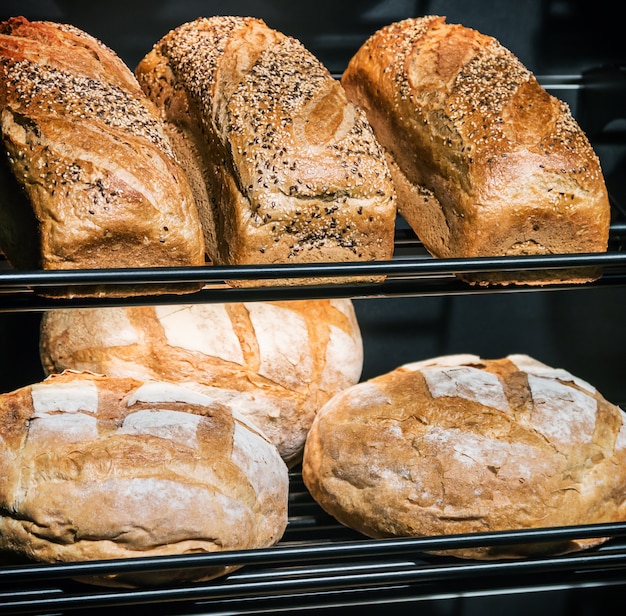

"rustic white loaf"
[302,353,626,559]
[341,16,611,285]
[39,299,364,467]
[0,17,206,297]
[134,16,397,286]
[0,370,289,587]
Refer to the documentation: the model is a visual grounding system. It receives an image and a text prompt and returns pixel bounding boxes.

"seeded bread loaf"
[0,17,206,297]
[0,370,289,587]
[39,299,363,467]
[135,16,397,286]
[303,353,626,559]
[341,16,611,285]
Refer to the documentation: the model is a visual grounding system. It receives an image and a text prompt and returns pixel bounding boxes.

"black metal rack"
[0,33,625,614]
[3,468,626,615]
[2,222,626,311]
[2,233,626,614]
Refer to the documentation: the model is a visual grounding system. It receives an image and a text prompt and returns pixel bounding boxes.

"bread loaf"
[0,370,289,587]
[39,299,363,467]
[341,16,611,285]
[134,16,397,286]
[302,353,626,559]
[0,17,206,297]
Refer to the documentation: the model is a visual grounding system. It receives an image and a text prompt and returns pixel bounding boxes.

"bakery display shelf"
[0,67,621,614]
[0,221,625,312]
[2,467,626,615]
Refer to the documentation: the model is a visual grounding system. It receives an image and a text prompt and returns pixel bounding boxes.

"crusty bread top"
[39,299,364,466]
[302,353,626,559]
[0,370,289,586]
[0,17,205,278]
[0,18,139,92]
[341,16,610,266]
[135,16,396,273]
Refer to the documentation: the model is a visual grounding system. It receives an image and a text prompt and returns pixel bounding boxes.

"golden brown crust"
[341,16,611,285]
[135,16,397,286]
[0,370,289,587]
[0,17,206,297]
[39,299,363,467]
[302,353,626,559]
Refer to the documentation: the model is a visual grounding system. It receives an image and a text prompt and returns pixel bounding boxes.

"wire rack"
[1,221,626,312]
[2,468,626,615]
[1,68,625,616]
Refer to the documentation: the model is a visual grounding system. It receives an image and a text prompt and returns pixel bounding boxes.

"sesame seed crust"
[4,60,173,155]
[0,16,205,297]
[135,16,397,285]
[341,15,610,285]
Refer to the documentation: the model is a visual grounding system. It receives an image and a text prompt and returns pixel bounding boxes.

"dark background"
[0,2,625,614]
[2,0,625,73]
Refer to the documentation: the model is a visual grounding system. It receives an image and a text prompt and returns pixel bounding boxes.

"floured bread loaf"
[341,16,610,285]
[0,17,206,297]
[302,353,626,559]
[0,370,289,587]
[135,16,397,286]
[39,299,363,467]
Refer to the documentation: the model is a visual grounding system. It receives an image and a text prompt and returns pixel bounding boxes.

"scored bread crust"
[341,16,611,285]
[0,17,205,297]
[302,353,626,559]
[39,299,364,467]
[0,371,289,587]
[134,16,397,286]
